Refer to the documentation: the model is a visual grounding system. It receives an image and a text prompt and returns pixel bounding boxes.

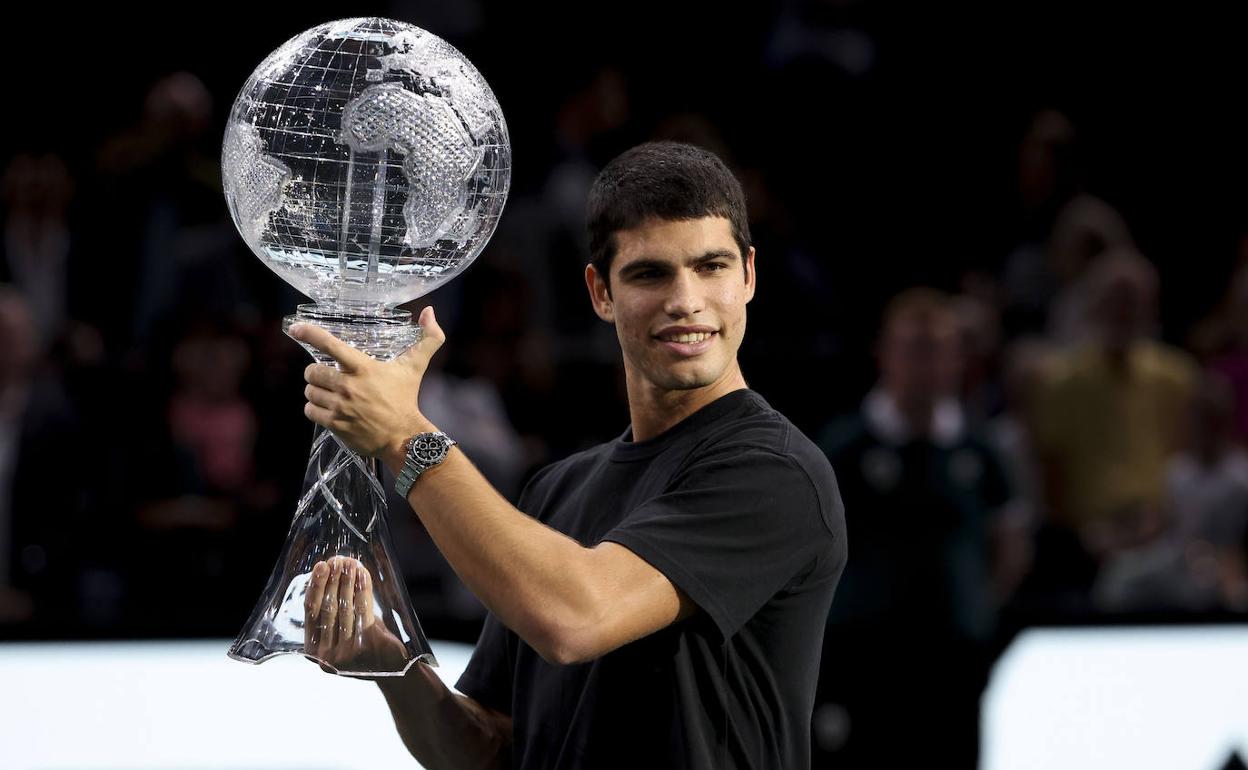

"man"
[290,141,847,769]
[815,288,1018,768]
[1031,248,1196,549]
[1013,248,1196,615]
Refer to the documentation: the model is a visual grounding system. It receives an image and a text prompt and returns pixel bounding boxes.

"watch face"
[411,433,450,465]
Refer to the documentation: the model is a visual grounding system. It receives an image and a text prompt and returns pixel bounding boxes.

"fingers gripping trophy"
[221,17,510,676]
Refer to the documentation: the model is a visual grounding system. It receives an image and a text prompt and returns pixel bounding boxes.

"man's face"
[878,316,960,408]
[585,216,756,394]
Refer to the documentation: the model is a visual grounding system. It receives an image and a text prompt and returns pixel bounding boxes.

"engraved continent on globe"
[221,17,511,309]
[339,83,481,248]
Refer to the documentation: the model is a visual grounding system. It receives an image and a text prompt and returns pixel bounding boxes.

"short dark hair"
[585,141,752,291]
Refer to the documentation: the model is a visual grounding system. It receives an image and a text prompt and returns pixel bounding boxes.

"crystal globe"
[222,17,511,310]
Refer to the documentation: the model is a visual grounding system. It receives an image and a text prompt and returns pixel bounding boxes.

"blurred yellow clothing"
[1032,341,1196,527]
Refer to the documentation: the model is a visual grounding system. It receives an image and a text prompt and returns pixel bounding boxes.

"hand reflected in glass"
[304,555,408,675]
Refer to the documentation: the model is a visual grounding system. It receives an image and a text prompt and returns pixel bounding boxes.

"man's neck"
[625,366,747,443]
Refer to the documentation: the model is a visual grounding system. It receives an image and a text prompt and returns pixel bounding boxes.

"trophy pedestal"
[228,304,436,676]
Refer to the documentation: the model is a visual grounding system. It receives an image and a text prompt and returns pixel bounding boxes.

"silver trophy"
[221,17,510,676]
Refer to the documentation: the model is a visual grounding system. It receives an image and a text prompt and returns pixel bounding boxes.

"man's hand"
[304,555,408,675]
[289,306,445,458]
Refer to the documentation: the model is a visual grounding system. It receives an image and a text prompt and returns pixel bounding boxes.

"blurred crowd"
[2,6,1248,767]
[810,110,1248,766]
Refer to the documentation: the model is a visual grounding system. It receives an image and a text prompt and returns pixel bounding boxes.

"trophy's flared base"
[229,303,435,677]
[225,498,440,676]
[228,635,438,677]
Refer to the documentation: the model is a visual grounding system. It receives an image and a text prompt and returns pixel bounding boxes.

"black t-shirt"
[455,388,847,769]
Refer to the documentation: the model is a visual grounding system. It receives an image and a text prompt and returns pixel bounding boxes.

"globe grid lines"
[225,17,511,306]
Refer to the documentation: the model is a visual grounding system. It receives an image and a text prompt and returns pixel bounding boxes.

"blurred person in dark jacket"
[815,287,1021,769]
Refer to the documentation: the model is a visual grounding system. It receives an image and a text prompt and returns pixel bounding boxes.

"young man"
[291,141,846,769]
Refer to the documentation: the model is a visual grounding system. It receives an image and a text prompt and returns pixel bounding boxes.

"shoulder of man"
[687,390,846,541]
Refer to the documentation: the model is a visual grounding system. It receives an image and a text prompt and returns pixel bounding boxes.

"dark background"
[4,3,1248,763]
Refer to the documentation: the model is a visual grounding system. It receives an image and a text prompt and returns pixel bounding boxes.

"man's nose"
[664,269,705,318]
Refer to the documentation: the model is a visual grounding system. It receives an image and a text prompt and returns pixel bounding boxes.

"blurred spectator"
[987,338,1052,549]
[1000,108,1136,341]
[0,286,83,628]
[814,288,1019,769]
[0,288,37,625]
[1,154,75,350]
[539,67,632,341]
[1195,262,1248,444]
[1026,249,1197,610]
[165,323,259,504]
[1045,195,1138,346]
[1000,108,1082,334]
[125,319,272,634]
[952,290,1006,421]
[91,71,246,352]
[1094,372,1248,613]
[736,155,845,429]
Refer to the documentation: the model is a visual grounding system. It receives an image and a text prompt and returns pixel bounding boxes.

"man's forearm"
[383,428,602,663]
[376,662,510,770]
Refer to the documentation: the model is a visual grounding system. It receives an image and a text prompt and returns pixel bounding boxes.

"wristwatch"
[394,431,458,498]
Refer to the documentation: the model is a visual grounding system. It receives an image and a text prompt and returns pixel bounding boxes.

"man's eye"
[700,262,727,272]
[636,270,663,279]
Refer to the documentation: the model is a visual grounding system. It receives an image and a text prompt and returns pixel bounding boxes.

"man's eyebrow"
[618,250,739,276]
[689,249,739,264]
[688,250,733,265]
[617,259,669,276]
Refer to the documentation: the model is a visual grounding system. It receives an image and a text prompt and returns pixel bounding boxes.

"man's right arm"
[375,665,511,770]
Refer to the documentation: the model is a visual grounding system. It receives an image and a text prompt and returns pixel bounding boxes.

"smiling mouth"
[656,331,717,344]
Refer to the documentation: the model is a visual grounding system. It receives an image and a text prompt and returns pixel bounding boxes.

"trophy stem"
[339,147,356,280]
[227,305,433,676]
[367,149,387,284]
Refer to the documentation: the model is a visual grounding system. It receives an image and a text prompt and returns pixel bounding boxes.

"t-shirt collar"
[611,388,756,462]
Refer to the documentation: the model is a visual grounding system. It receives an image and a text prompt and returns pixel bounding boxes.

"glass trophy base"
[229,303,436,676]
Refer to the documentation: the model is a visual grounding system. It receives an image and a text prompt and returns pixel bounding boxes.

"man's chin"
[654,366,718,392]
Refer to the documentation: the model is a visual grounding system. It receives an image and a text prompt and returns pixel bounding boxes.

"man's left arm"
[291,309,694,666]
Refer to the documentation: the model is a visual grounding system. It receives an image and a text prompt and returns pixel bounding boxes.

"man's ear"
[744,246,757,304]
[585,263,614,322]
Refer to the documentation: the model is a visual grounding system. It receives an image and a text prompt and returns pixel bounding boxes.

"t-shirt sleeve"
[454,611,514,715]
[601,442,840,641]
